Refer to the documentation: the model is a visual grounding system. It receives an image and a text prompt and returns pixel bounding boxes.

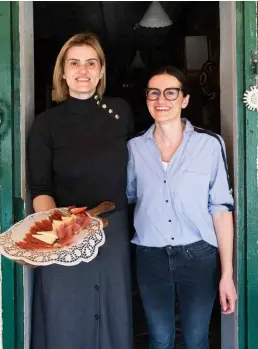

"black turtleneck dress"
[28,95,134,349]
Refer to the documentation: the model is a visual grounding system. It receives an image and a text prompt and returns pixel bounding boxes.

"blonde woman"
[28,33,134,349]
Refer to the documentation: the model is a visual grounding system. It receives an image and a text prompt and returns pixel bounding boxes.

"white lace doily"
[0,209,105,266]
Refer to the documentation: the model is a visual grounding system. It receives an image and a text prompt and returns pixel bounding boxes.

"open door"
[0,1,257,349]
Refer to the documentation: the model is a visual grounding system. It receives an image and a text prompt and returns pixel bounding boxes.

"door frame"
[235,2,258,349]
[220,2,238,346]
[220,2,257,349]
[1,1,257,349]
[0,2,24,349]
[19,2,35,348]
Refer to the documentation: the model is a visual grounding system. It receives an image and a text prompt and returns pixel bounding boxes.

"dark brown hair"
[147,66,189,97]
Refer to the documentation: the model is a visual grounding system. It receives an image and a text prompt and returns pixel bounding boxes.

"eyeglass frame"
[145,87,183,101]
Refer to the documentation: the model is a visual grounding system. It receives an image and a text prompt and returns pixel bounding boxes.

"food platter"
[0,202,114,267]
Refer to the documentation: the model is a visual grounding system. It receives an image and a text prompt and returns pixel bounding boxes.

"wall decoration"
[199,60,216,100]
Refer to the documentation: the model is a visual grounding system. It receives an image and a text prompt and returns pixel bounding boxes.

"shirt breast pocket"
[175,170,209,211]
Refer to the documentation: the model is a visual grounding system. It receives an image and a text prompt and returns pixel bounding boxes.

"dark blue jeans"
[136,240,220,349]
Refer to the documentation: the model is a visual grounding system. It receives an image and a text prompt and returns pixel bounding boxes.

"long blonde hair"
[53,33,106,102]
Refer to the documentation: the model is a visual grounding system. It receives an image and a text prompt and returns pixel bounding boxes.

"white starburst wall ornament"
[243,86,258,111]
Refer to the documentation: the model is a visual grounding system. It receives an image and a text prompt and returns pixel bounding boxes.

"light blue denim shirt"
[127,119,234,247]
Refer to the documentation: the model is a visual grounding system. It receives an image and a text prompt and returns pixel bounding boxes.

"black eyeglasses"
[145,88,182,101]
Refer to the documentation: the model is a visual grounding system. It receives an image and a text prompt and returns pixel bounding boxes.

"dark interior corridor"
[33,2,221,348]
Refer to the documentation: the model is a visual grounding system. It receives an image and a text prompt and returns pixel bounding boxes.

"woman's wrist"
[221,267,233,278]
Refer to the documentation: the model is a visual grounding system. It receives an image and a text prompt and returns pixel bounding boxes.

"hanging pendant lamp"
[139,1,173,28]
[131,50,145,69]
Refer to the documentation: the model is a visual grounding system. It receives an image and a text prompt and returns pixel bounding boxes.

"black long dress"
[27,95,134,349]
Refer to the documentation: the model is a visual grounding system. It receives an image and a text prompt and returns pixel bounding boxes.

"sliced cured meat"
[16,207,93,250]
[50,210,65,221]
[56,224,66,239]
[74,216,85,226]
[18,237,59,249]
[30,226,38,234]
[71,222,81,235]
[55,211,66,220]
[82,215,91,228]
[74,215,90,229]
[34,221,47,231]
[70,207,87,215]
[64,223,74,239]
[40,219,53,231]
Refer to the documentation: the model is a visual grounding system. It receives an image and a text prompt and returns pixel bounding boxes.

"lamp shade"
[139,1,173,28]
[131,50,145,69]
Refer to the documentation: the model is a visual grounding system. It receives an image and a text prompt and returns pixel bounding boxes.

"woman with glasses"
[127,66,237,349]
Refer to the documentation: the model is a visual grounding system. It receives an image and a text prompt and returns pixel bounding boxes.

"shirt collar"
[143,118,194,141]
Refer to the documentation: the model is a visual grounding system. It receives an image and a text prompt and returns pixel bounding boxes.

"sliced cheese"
[37,231,57,237]
[61,216,74,223]
[52,220,65,229]
[32,234,58,245]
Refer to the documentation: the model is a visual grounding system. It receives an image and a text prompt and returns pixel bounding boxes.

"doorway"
[21,1,237,349]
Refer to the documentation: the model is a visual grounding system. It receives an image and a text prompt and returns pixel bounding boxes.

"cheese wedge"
[61,216,74,223]
[37,231,57,237]
[52,220,65,229]
[32,234,58,245]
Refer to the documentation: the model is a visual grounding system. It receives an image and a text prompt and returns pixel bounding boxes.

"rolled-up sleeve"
[126,141,137,204]
[27,115,53,200]
[208,136,234,213]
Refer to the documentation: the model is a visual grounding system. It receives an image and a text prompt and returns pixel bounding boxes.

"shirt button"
[94,314,99,320]
[164,180,166,183]
[165,200,168,203]
[168,220,171,222]
[171,237,174,240]
[94,285,99,290]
